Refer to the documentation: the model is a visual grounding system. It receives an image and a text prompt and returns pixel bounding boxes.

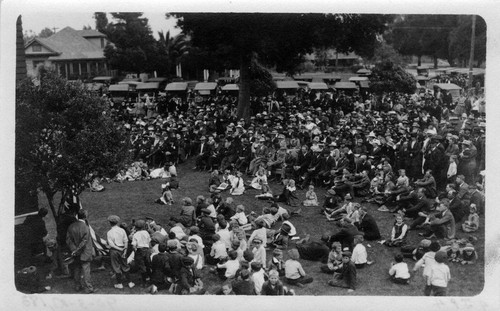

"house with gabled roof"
[24,27,110,79]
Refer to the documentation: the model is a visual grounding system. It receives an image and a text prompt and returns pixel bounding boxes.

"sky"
[20,12,181,39]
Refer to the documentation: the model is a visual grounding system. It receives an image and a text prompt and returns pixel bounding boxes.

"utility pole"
[52,27,59,33]
[468,15,476,91]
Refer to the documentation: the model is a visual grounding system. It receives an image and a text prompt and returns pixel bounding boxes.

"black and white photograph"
[1,0,500,310]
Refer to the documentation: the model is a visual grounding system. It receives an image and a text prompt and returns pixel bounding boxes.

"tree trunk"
[45,192,58,222]
[447,57,455,67]
[236,53,252,121]
[433,55,438,69]
[16,16,27,82]
[417,55,422,67]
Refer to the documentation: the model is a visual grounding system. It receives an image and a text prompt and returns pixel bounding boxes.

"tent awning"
[165,82,188,91]
[194,82,217,91]
[276,81,299,89]
[136,82,160,90]
[356,69,372,75]
[434,83,462,91]
[119,81,142,86]
[349,76,369,82]
[333,82,358,89]
[359,81,370,88]
[308,82,328,90]
[221,84,239,91]
[109,84,130,92]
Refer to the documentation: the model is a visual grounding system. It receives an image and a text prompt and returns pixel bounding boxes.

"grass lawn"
[23,158,484,296]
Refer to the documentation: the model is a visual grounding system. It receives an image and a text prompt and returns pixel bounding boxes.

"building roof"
[27,27,105,61]
[76,29,107,38]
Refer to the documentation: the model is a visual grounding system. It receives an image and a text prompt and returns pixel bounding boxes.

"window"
[72,62,79,75]
[80,62,87,74]
[100,38,105,48]
[32,44,42,52]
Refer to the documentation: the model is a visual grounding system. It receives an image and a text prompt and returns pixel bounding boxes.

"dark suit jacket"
[357,213,381,240]
[329,224,359,251]
[66,220,95,262]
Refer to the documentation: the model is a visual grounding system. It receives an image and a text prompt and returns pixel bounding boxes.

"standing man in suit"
[66,209,97,293]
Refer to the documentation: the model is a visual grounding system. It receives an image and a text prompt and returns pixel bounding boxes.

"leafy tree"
[369,61,417,95]
[370,41,407,67]
[102,12,162,75]
[16,68,131,222]
[391,15,458,67]
[248,59,275,98]
[39,27,54,38]
[94,12,109,34]
[173,13,391,120]
[448,15,486,67]
[157,31,190,77]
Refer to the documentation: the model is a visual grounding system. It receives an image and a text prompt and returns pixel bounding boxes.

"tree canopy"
[173,13,391,119]
[369,61,417,95]
[100,13,162,75]
[16,68,131,219]
[390,15,486,67]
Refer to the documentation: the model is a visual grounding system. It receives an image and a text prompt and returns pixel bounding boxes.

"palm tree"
[157,30,190,77]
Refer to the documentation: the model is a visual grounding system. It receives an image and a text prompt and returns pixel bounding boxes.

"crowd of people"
[27,82,486,296]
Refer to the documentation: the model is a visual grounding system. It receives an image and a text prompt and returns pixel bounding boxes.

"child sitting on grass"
[216,250,240,280]
[382,214,408,247]
[446,242,462,263]
[303,185,319,207]
[388,254,410,284]
[284,249,313,287]
[230,205,248,226]
[351,234,373,269]
[155,176,179,205]
[250,261,266,295]
[460,243,478,265]
[328,251,357,292]
[255,183,275,200]
[207,234,228,265]
[462,204,480,233]
[251,238,267,269]
[267,248,286,276]
[260,269,295,296]
[320,241,343,274]
[215,281,235,295]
